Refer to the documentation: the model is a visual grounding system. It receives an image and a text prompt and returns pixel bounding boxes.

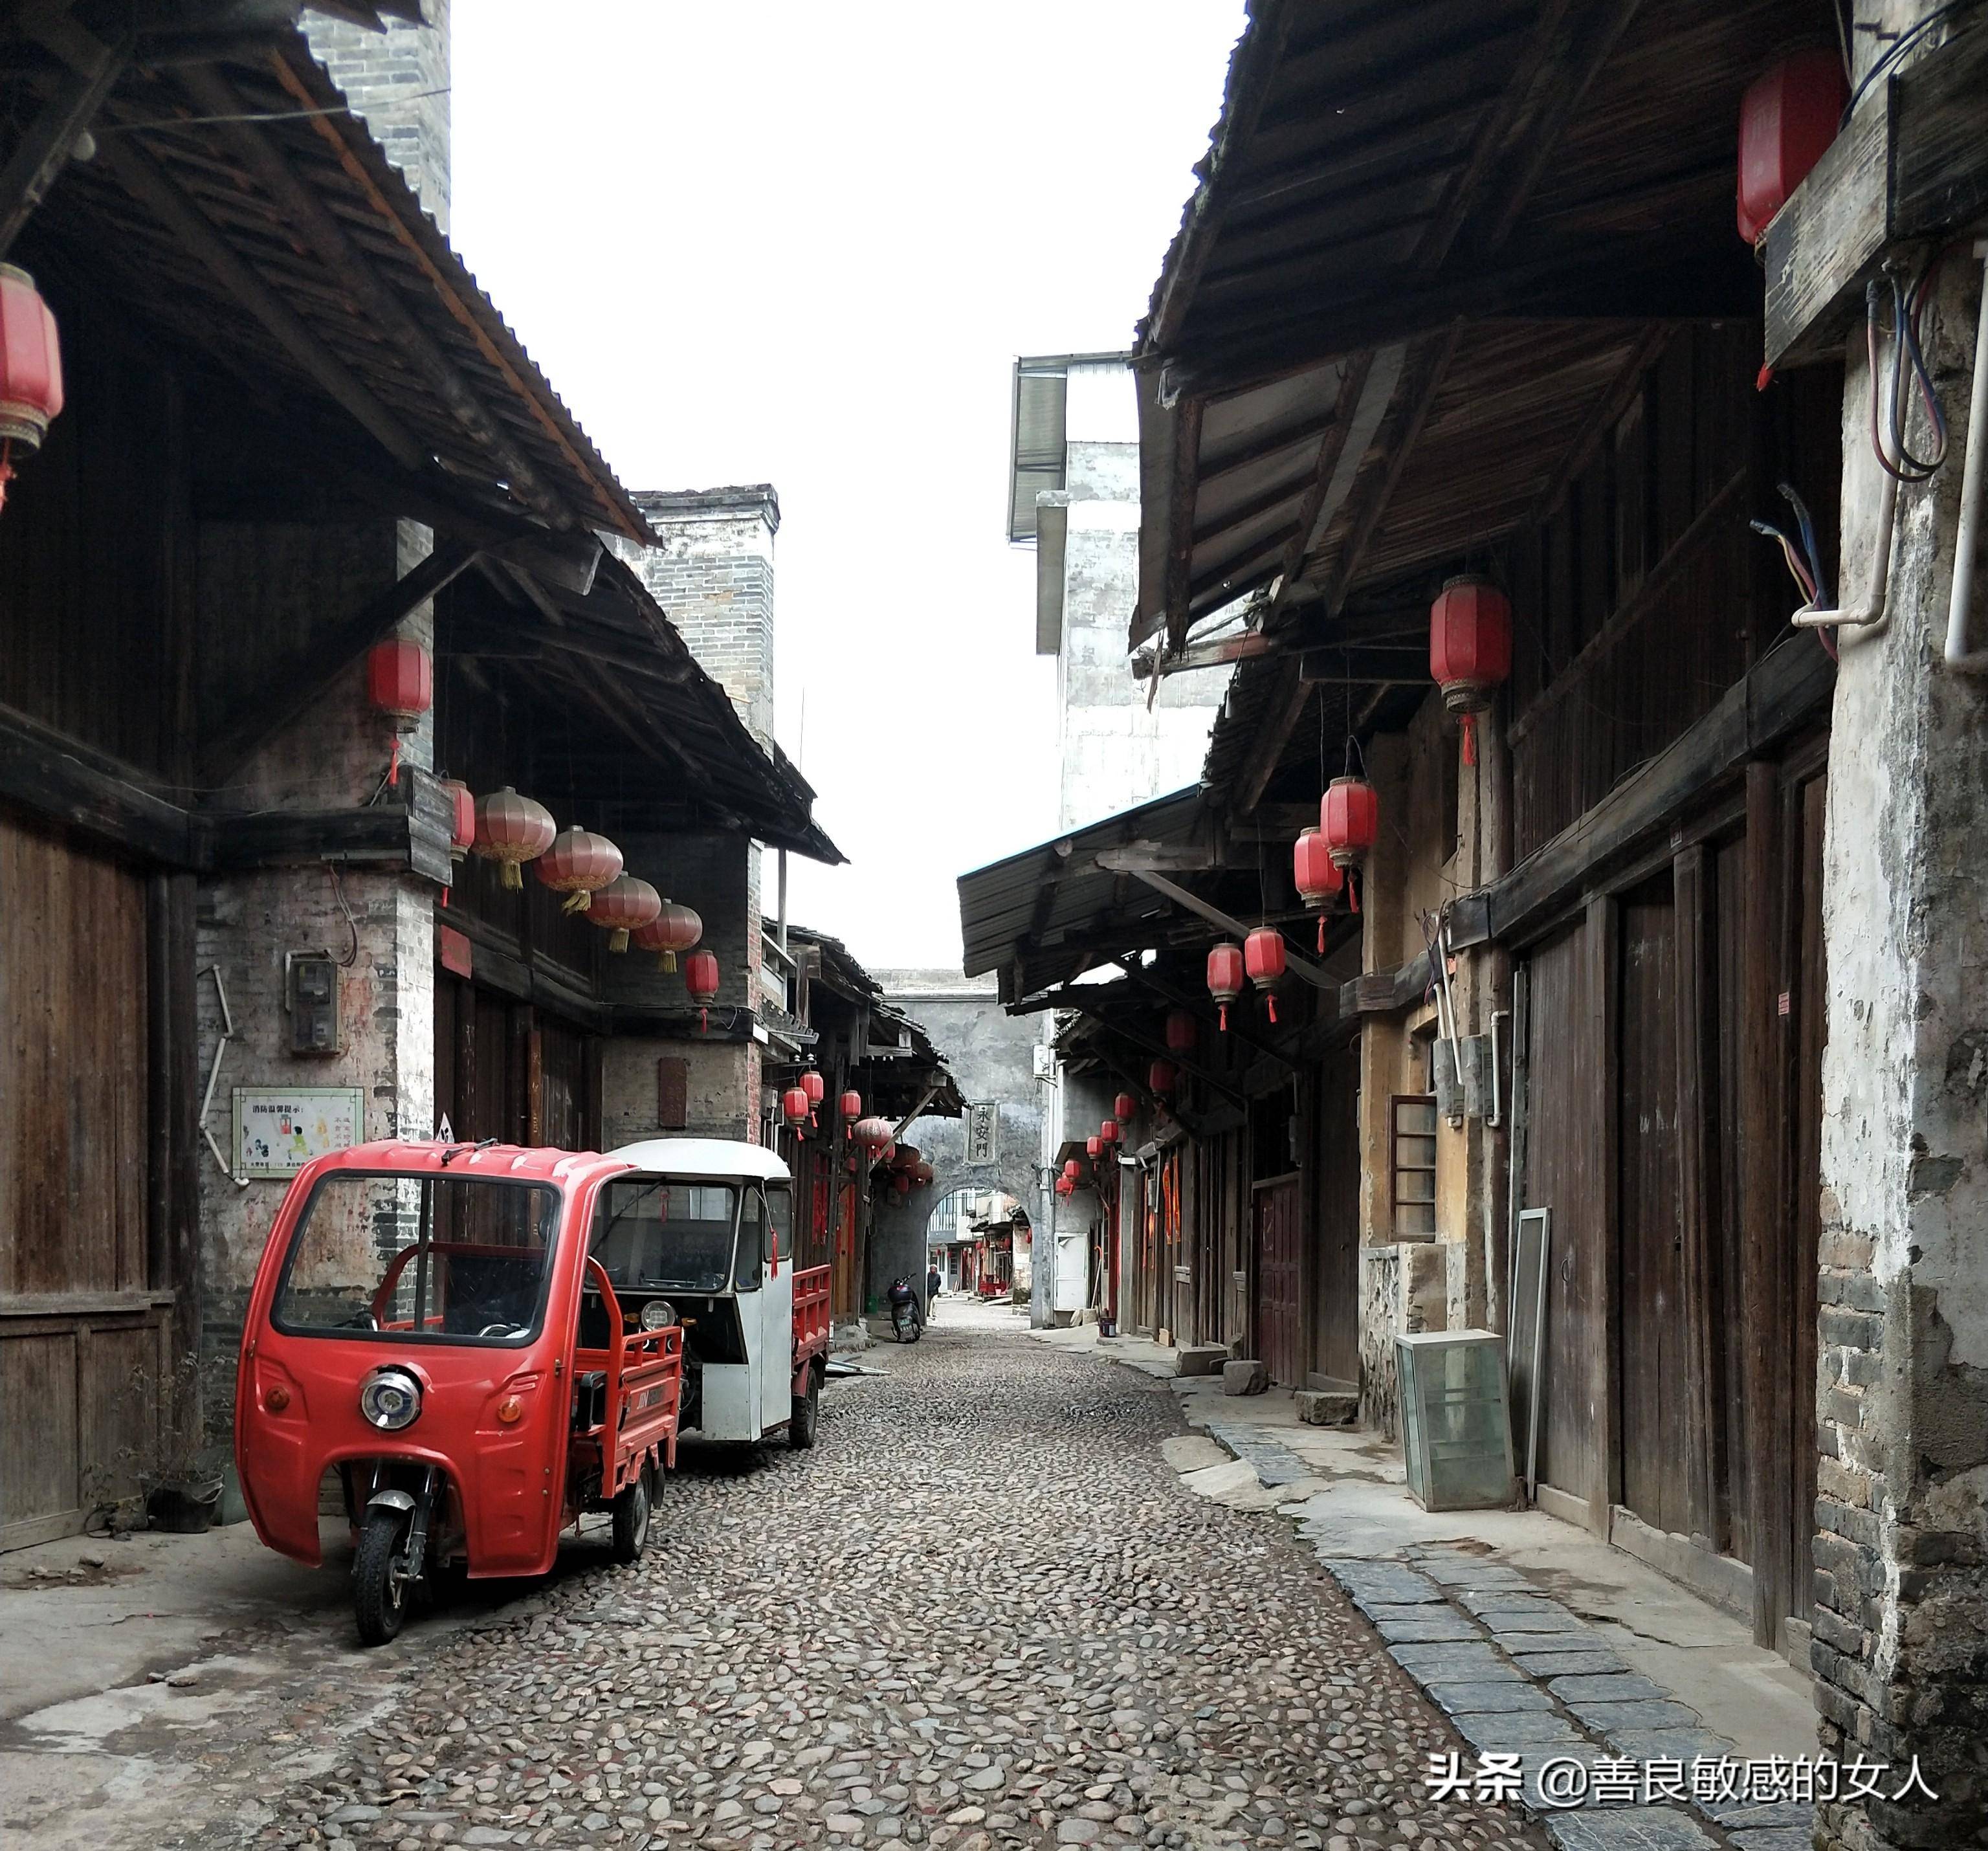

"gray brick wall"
[304,1,451,233]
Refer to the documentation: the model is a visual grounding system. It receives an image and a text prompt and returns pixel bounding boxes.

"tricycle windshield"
[272,1173,562,1346]
[591,1180,738,1294]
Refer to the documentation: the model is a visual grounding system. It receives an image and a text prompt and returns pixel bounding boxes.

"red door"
[1254,1175,1303,1385]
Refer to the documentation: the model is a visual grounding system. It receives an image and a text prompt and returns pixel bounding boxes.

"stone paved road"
[75,1311,1544,1851]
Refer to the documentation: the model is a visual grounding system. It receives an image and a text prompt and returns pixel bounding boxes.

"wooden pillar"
[1587,893,1621,1535]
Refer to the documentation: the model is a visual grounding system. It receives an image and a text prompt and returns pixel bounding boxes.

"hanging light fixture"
[1430,575,1512,767]
[366,637,432,786]
[1321,773,1380,913]
[1206,941,1244,1032]
[1292,826,1345,951]
[586,874,661,952]
[0,264,63,515]
[471,787,555,889]
[684,948,720,1034]
[633,900,701,972]
[537,826,623,915]
[1244,927,1287,1024]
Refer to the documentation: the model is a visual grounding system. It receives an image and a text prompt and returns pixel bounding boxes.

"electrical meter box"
[287,954,342,1056]
[1397,1329,1515,1511]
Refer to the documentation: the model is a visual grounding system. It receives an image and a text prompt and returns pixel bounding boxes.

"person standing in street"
[926,1261,942,1318]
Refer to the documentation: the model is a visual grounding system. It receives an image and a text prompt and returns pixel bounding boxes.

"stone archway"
[867,1113,1037,1317]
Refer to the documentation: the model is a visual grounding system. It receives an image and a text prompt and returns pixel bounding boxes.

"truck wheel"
[790,1368,821,1450]
[353,1507,410,1646]
[610,1470,651,1565]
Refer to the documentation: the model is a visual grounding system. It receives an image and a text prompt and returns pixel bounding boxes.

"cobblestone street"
[6,1311,1537,1851]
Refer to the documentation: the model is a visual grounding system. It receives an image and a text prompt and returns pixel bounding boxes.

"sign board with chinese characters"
[965,1102,998,1166]
[232,1087,365,1179]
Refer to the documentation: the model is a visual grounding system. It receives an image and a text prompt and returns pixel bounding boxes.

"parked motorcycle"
[886,1276,923,1343]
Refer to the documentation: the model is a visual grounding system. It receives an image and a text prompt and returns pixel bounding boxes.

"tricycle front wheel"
[610,1469,651,1565]
[353,1506,411,1646]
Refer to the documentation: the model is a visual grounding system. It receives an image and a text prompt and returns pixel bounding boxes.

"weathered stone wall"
[1812,241,1988,1847]
[304,2,450,233]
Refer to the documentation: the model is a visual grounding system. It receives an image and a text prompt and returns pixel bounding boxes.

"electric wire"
[1840,1,1982,126]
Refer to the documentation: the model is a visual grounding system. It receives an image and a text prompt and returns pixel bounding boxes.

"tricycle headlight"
[639,1299,678,1331]
[359,1366,422,1430]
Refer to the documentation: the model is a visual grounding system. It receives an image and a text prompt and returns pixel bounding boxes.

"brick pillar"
[304,1,451,234]
[1812,246,1988,1845]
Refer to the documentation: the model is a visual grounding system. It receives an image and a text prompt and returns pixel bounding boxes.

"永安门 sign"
[232,1087,365,1179]
[966,1102,998,1166]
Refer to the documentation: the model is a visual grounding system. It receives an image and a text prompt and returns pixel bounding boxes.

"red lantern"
[1099,1118,1120,1146]
[586,874,661,953]
[1430,575,1512,767]
[441,779,476,863]
[782,1086,810,1130]
[891,1173,911,1199]
[1063,1158,1081,1181]
[854,1115,894,1156]
[912,1159,934,1188]
[1207,941,1244,1033]
[0,264,63,514]
[1055,1176,1074,1198]
[366,637,432,786]
[1087,1135,1101,1158]
[684,947,720,1034]
[1293,827,1345,951]
[472,786,555,890]
[1165,1009,1198,1054]
[633,900,701,973]
[537,826,623,916]
[801,1070,825,1108]
[1738,50,1848,246]
[1321,775,1380,913]
[1114,1092,1136,1124]
[840,1090,862,1125]
[1244,927,1287,1024]
[1149,1059,1176,1096]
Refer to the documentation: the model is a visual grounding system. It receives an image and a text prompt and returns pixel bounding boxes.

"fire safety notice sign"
[232,1087,365,1179]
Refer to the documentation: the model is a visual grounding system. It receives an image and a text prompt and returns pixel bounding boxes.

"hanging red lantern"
[1244,927,1287,1025]
[471,786,555,890]
[1099,1118,1120,1147]
[537,826,623,915]
[854,1115,894,1156]
[912,1158,934,1188]
[1293,827,1346,952]
[684,947,720,1034]
[1114,1092,1137,1125]
[891,1173,911,1199]
[1430,575,1512,768]
[1063,1157,1082,1181]
[366,637,432,786]
[1055,1175,1074,1198]
[586,874,661,952]
[441,779,476,863]
[1165,1009,1198,1054]
[0,264,63,515]
[1087,1135,1101,1158]
[1207,941,1244,1033]
[1321,775,1380,913]
[633,900,701,973]
[840,1090,863,1125]
[1148,1059,1177,1096]
[781,1085,810,1129]
[801,1070,825,1108]
[1737,50,1848,246]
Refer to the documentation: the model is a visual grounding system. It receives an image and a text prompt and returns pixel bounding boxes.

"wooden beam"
[1123,964,1304,1072]
[1045,995,1246,1107]
[0,28,131,257]
[204,766,455,884]
[198,542,479,780]
[1124,868,1336,993]
[95,133,428,473]
[177,66,574,531]
[0,698,195,865]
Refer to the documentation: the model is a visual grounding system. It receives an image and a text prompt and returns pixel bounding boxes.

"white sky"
[451,3,1244,972]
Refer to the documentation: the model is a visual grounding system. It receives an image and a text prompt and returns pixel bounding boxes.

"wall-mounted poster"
[233,1087,366,1179]
[966,1102,998,1166]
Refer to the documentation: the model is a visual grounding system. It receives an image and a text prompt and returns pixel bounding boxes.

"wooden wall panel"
[1310,1043,1362,1385]
[1713,832,1754,1563]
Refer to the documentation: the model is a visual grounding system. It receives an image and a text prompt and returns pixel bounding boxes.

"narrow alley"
[4,1315,1535,1851]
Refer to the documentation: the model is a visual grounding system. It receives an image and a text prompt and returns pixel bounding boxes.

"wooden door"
[1254,1175,1303,1384]
[1618,880,1689,1536]
[0,814,164,1549]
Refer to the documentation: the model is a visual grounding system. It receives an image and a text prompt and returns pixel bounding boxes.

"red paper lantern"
[471,786,555,890]
[1063,1158,1082,1181]
[0,264,63,513]
[840,1090,863,1125]
[1087,1135,1101,1158]
[1207,941,1244,1032]
[854,1115,894,1155]
[684,947,720,1034]
[1293,826,1345,951]
[1099,1118,1120,1146]
[537,826,623,915]
[633,900,701,972]
[441,779,476,862]
[1165,1009,1198,1054]
[1321,775,1380,912]
[1148,1059,1177,1096]
[1738,50,1848,246]
[801,1070,825,1109]
[1244,927,1287,1024]
[1055,1176,1074,1198]
[1114,1092,1136,1124]
[781,1086,810,1129]
[1430,575,1512,767]
[366,637,432,786]
[586,874,661,952]
[912,1159,934,1188]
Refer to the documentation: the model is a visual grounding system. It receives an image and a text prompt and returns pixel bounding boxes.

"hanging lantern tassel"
[1461,711,1477,768]
[1349,873,1360,914]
